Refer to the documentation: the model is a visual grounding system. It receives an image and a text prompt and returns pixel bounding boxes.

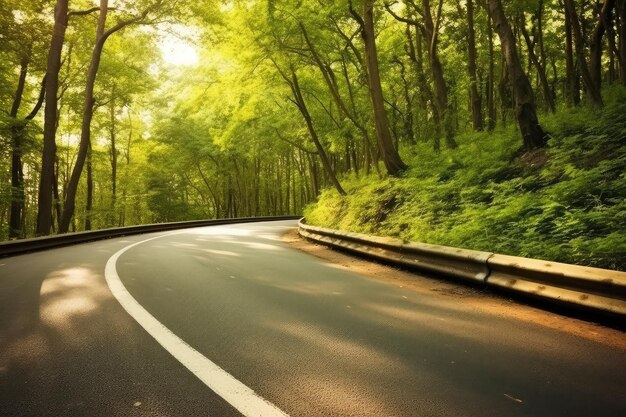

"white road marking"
[105,232,289,417]
[504,393,523,403]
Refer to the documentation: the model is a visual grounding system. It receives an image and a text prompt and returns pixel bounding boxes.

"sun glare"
[159,34,199,67]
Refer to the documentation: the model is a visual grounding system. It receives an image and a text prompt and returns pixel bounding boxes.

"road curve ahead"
[1,220,625,417]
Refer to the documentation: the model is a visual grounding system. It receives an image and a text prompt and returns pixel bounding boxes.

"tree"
[273,62,347,196]
[465,0,483,130]
[9,68,45,238]
[36,0,69,236]
[2,0,625,241]
[354,0,407,176]
[589,0,616,94]
[618,0,626,85]
[564,0,605,106]
[520,10,556,113]
[487,0,548,150]
[385,0,458,150]
[59,0,163,233]
[2,2,49,238]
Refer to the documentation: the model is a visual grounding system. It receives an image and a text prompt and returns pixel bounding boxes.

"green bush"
[305,88,626,271]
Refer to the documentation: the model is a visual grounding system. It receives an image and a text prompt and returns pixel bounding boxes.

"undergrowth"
[305,88,626,270]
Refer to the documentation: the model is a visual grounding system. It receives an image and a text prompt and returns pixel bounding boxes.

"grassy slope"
[305,88,626,271]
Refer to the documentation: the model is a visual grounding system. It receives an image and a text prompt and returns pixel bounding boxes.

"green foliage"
[1,0,624,269]
[305,88,626,270]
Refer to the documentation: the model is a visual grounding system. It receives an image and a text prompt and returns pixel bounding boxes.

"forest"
[0,0,625,269]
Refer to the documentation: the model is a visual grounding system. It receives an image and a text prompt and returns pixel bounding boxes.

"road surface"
[1,220,625,416]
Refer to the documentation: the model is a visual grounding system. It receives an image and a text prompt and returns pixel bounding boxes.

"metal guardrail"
[299,219,626,317]
[298,221,491,284]
[0,216,301,258]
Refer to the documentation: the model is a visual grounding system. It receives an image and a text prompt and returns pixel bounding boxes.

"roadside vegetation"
[1,0,625,270]
[306,88,626,270]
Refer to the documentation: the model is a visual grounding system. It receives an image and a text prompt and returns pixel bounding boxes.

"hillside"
[305,89,626,270]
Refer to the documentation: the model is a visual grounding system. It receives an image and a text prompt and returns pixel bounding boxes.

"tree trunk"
[565,6,581,105]
[59,0,154,232]
[406,24,439,140]
[53,164,62,230]
[589,0,616,91]
[422,0,457,148]
[609,25,618,82]
[520,17,556,113]
[397,59,416,143]
[362,0,407,175]
[617,0,626,84]
[290,70,347,195]
[564,0,604,105]
[59,1,109,233]
[36,0,69,236]
[109,99,117,226]
[488,0,548,150]
[9,56,29,238]
[466,0,483,130]
[85,142,93,231]
[487,9,497,131]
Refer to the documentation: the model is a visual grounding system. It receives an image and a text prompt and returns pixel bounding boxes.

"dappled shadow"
[92,223,626,416]
[0,256,221,417]
[172,253,626,417]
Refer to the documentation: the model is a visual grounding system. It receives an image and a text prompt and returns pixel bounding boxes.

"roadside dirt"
[282,228,626,351]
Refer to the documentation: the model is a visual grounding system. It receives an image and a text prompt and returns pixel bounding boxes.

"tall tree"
[520,12,556,113]
[385,0,458,149]
[299,22,376,174]
[59,0,161,233]
[465,0,483,130]
[486,5,497,130]
[8,56,29,238]
[36,0,69,236]
[355,0,407,176]
[487,0,548,150]
[564,0,605,105]
[618,0,626,85]
[9,63,46,238]
[589,0,617,92]
[564,3,581,105]
[276,64,347,196]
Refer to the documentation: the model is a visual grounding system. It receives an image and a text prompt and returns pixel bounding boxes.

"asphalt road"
[1,220,625,417]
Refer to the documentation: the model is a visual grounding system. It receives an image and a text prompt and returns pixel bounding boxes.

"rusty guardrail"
[0,216,301,258]
[299,219,626,316]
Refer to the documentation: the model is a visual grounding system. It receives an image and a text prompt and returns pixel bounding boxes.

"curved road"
[1,220,625,416]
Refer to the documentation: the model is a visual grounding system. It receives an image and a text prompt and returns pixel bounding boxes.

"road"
[1,220,625,417]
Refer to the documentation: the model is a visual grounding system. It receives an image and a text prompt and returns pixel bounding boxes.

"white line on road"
[104,232,289,417]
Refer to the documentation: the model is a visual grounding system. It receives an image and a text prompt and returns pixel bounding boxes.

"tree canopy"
[1,0,625,268]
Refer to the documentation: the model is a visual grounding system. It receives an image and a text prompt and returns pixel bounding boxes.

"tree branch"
[68,7,116,18]
[432,0,444,53]
[274,128,318,154]
[348,0,365,29]
[330,17,364,67]
[101,1,163,43]
[384,2,422,27]
[25,74,47,121]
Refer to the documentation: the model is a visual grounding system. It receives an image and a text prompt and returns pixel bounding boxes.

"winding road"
[1,220,625,416]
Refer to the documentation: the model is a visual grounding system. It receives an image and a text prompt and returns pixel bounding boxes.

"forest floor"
[282,228,626,350]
